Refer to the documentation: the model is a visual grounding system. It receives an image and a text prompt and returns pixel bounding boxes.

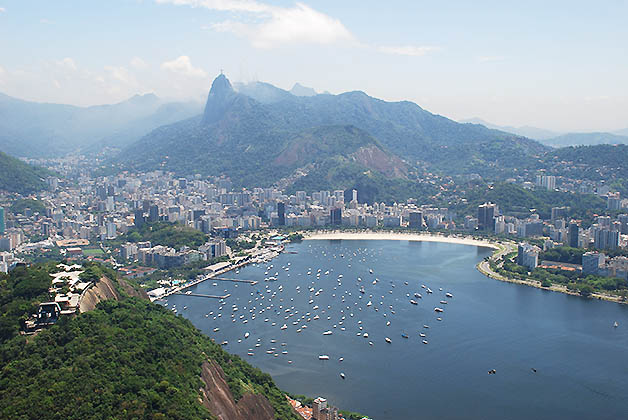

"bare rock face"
[200,360,275,420]
[79,276,121,313]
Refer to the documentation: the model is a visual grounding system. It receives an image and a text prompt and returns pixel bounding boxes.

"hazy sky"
[0,0,627,132]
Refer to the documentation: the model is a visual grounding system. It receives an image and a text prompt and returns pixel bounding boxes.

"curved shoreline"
[303,230,499,249]
[300,230,626,305]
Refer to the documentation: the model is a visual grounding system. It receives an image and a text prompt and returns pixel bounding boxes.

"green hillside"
[0,151,50,194]
[0,264,300,420]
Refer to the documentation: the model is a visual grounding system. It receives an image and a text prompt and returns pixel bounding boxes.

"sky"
[0,0,627,132]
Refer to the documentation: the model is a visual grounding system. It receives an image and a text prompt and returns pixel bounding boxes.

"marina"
[164,239,628,420]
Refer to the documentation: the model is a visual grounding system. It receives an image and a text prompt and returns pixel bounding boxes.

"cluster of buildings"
[287,396,370,420]
[118,239,227,269]
[582,252,628,280]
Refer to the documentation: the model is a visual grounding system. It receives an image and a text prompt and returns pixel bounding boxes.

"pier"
[213,277,258,284]
[172,292,230,299]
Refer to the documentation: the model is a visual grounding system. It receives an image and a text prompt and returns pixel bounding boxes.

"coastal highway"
[477,241,517,282]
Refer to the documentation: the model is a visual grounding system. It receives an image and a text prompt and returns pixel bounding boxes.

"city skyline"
[0,0,627,132]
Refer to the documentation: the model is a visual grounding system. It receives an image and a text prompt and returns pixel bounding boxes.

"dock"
[172,292,230,299]
[213,277,258,284]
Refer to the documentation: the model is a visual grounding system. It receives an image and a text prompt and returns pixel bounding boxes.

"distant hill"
[0,151,50,194]
[290,83,317,97]
[460,117,559,140]
[118,74,545,201]
[0,92,202,157]
[541,132,628,147]
[615,127,628,136]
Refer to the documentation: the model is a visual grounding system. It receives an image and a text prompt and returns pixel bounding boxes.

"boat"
[440,300,448,304]
[422,340,428,344]
[614,321,619,328]
[385,337,392,343]
[445,292,453,298]
[281,324,287,330]
[410,300,418,305]
[401,333,409,339]
[423,325,430,329]
[247,352,254,356]
[434,307,444,313]
[369,269,373,274]
[414,293,422,299]
[319,355,330,360]
[340,372,346,379]
[363,333,369,338]
[323,330,333,335]
[386,321,391,326]
[419,333,426,337]
[213,327,220,332]
[244,332,250,339]
[339,357,344,362]
[427,288,433,294]
[221,341,228,346]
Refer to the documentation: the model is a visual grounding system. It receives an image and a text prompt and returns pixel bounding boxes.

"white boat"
[244,332,250,339]
[422,340,428,344]
[614,321,619,328]
[281,324,287,330]
[410,300,418,305]
[213,327,220,332]
[427,288,433,294]
[339,357,344,362]
[434,307,444,313]
[385,337,392,343]
[419,333,426,337]
[323,331,333,335]
[319,355,330,360]
[369,269,373,274]
[340,372,346,379]
[445,292,453,298]
[440,300,448,304]
[363,333,369,338]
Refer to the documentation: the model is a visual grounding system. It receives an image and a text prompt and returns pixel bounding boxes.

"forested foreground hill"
[0,266,299,420]
[0,151,51,194]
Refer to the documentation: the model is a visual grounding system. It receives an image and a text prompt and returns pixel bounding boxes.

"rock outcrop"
[200,360,275,420]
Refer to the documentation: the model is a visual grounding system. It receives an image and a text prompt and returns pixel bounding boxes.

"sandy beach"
[304,230,499,249]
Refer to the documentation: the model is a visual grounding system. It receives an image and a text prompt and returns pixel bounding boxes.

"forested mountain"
[0,264,299,420]
[118,74,546,196]
[0,151,50,194]
[0,92,201,157]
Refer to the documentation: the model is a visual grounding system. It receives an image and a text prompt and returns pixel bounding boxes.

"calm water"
[164,240,628,420]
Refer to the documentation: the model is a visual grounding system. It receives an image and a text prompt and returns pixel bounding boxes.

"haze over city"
[1,0,627,132]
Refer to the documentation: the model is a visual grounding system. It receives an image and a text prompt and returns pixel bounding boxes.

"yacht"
[385,337,392,343]
[434,307,444,313]
[410,300,418,305]
[323,331,333,335]
[340,372,346,379]
[614,321,619,328]
[401,333,409,339]
[319,355,330,360]
[445,292,453,298]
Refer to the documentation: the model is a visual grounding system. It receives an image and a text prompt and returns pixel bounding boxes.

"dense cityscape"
[2,2,628,419]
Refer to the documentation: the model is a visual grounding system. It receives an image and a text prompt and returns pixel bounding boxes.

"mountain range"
[117,74,545,201]
[461,117,628,147]
[0,92,202,157]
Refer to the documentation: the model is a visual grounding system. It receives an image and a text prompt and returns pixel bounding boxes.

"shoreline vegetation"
[299,229,627,305]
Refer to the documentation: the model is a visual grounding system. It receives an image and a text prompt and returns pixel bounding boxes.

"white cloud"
[157,0,270,13]
[56,57,77,71]
[161,55,207,77]
[159,0,354,48]
[130,57,148,70]
[378,45,439,57]
[105,66,133,84]
[0,7,6,13]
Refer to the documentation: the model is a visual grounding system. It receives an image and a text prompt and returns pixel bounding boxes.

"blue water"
[164,240,628,420]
